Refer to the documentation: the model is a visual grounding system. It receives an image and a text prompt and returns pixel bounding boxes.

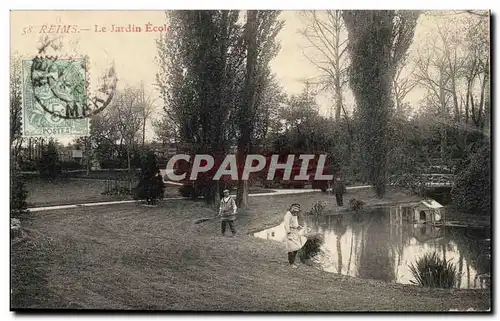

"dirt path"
[12,192,491,311]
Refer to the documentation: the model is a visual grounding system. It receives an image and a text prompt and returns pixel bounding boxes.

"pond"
[254,206,491,289]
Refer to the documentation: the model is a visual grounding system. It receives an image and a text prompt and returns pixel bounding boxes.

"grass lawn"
[25,179,181,207]
[25,178,276,208]
[65,169,141,180]
[11,189,490,311]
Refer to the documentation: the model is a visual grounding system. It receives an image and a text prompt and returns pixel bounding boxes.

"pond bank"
[245,186,490,233]
[12,188,491,311]
[245,187,423,235]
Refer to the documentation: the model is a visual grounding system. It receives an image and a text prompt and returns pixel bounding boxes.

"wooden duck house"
[412,199,443,224]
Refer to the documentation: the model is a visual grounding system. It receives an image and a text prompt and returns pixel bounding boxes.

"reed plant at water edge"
[409,252,458,288]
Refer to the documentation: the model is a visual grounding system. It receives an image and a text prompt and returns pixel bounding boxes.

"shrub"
[100,159,127,169]
[298,234,324,262]
[133,151,163,204]
[18,159,37,172]
[38,142,61,180]
[309,201,326,217]
[349,198,365,221]
[178,184,196,198]
[451,144,491,215]
[409,252,458,288]
[349,198,365,212]
[102,186,132,196]
[10,169,28,218]
[178,180,232,201]
[59,161,83,171]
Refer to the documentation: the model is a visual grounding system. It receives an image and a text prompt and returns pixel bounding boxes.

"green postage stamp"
[22,57,90,137]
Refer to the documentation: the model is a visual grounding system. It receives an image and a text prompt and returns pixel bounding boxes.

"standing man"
[156,170,165,200]
[218,189,238,236]
[333,175,347,207]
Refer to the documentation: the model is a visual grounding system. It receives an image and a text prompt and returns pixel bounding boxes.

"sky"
[10,10,482,143]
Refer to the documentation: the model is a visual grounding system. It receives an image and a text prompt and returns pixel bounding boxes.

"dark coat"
[333,179,346,195]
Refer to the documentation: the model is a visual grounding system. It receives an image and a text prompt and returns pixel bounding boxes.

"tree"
[153,114,180,148]
[10,55,23,152]
[134,150,163,205]
[272,87,335,154]
[235,10,284,209]
[38,140,61,180]
[343,10,420,198]
[251,74,286,150]
[392,63,417,114]
[414,12,489,160]
[298,10,349,120]
[111,87,143,171]
[451,144,490,215]
[138,82,157,148]
[156,11,245,204]
[10,54,28,218]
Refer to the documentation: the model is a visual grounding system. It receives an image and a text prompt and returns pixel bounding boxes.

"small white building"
[412,199,443,224]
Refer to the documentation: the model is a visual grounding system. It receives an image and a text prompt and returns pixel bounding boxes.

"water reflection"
[254,207,491,289]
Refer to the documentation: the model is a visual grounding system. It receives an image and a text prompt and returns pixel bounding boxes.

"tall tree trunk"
[141,82,147,149]
[477,67,489,130]
[236,10,258,209]
[334,77,343,121]
[127,147,132,192]
[142,119,146,149]
[86,137,91,176]
[435,66,448,162]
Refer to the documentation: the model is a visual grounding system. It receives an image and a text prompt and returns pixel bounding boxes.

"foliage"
[156,10,284,206]
[59,161,83,171]
[298,234,324,262]
[413,12,490,163]
[156,10,242,151]
[409,252,458,288]
[343,11,420,198]
[451,144,491,215]
[267,88,336,156]
[10,168,28,218]
[156,10,247,204]
[10,55,23,147]
[348,198,365,212]
[349,198,365,221]
[178,184,197,199]
[102,186,132,196]
[133,151,163,203]
[234,10,284,208]
[38,141,61,180]
[309,201,327,217]
[74,84,149,170]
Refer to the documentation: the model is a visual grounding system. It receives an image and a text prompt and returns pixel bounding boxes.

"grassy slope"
[25,179,274,208]
[11,191,490,311]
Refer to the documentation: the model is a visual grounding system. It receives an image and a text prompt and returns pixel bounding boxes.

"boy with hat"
[218,189,238,236]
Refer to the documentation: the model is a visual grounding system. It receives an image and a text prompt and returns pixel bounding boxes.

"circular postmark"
[29,55,117,120]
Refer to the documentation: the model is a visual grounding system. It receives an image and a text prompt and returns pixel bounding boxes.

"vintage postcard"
[10,10,491,312]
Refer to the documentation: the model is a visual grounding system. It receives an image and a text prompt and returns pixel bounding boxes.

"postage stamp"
[22,57,90,137]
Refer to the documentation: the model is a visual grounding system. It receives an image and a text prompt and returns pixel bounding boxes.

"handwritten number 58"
[21,26,33,35]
